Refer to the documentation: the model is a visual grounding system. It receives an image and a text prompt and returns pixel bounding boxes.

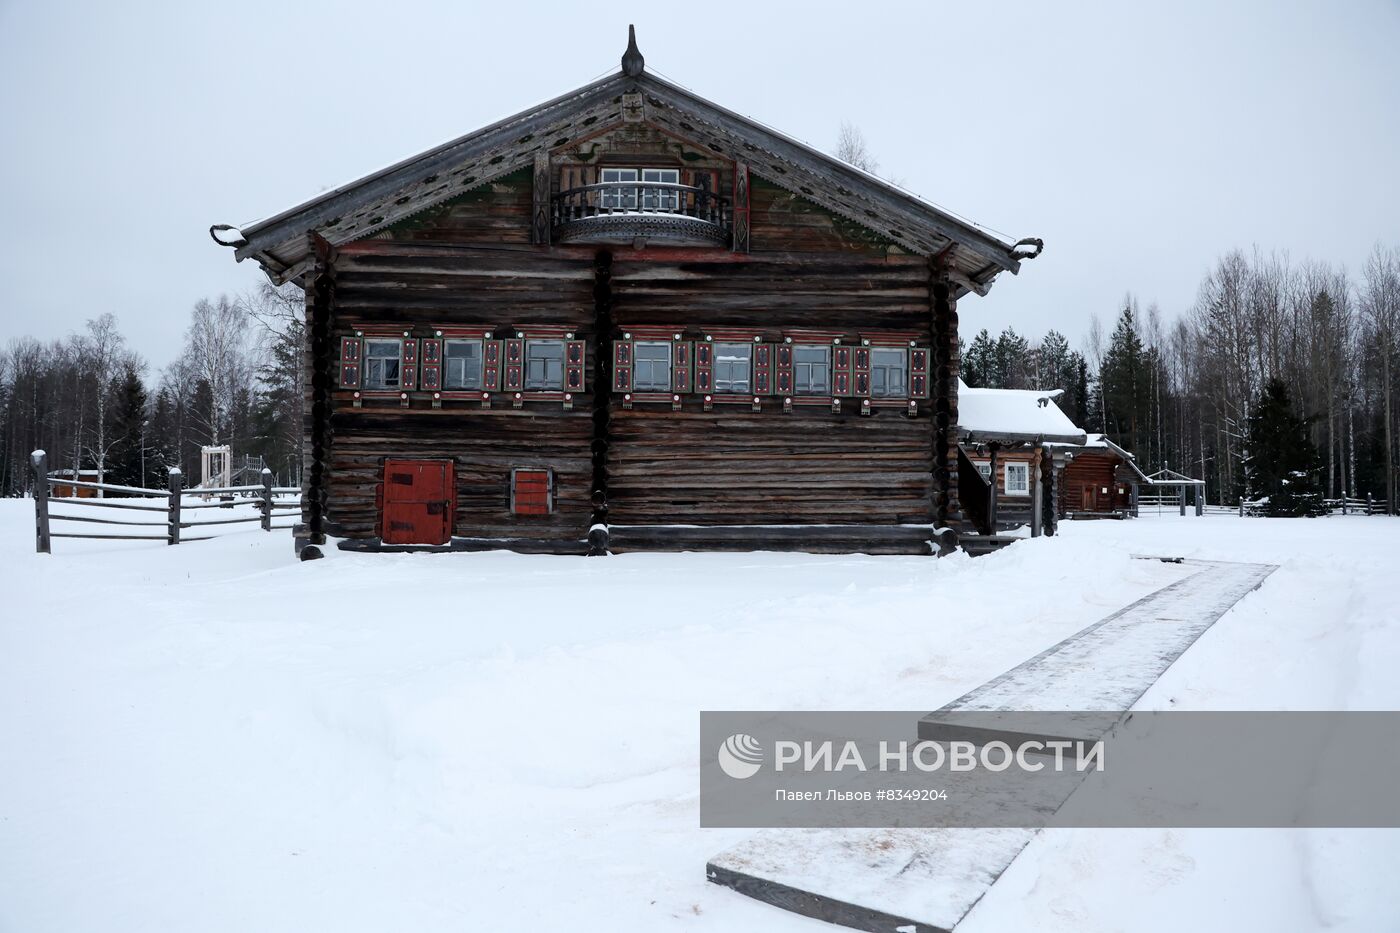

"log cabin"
[954,381,1085,548]
[211,28,1043,557]
[1049,433,1149,518]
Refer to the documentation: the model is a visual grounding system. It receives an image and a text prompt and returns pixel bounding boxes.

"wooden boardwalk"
[706,558,1277,933]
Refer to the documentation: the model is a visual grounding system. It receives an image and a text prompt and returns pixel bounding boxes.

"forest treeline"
[0,283,303,495]
[0,243,1397,506]
[963,243,1400,507]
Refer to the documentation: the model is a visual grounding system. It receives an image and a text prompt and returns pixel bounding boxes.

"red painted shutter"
[671,339,693,394]
[853,346,872,398]
[612,340,633,392]
[565,339,586,393]
[753,343,772,396]
[774,343,794,397]
[512,469,552,515]
[420,337,443,391]
[339,337,362,389]
[400,337,419,391]
[694,341,713,394]
[482,339,502,391]
[910,347,931,399]
[503,338,525,392]
[833,345,853,396]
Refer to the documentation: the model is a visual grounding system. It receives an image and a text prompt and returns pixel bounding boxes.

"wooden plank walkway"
[706,558,1278,933]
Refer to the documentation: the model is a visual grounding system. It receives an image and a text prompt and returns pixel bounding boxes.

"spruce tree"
[1244,378,1325,516]
[962,329,995,387]
[106,363,148,490]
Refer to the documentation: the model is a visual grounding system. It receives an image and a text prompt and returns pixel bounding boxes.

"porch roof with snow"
[955,380,1087,446]
[211,28,1041,292]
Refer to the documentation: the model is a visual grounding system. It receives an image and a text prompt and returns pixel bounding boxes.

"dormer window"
[599,167,680,212]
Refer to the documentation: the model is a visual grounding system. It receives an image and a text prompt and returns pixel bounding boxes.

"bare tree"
[181,296,252,446]
[1361,244,1400,511]
[835,121,879,175]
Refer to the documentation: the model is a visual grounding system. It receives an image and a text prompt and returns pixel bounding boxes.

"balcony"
[551,181,730,247]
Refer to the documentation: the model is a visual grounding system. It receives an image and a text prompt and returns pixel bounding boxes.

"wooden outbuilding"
[954,382,1086,549]
[212,29,1043,556]
[1050,434,1150,518]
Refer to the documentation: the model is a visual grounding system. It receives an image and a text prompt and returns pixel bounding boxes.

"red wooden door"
[1080,484,1097,511]
[381,459,454,545]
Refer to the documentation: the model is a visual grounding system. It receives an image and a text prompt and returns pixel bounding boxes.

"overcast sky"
[2,1,1397,371]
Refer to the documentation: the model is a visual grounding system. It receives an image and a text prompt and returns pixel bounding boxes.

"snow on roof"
[956,380,1086,443]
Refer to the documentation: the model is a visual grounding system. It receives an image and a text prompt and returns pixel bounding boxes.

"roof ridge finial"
[621,24,645,77]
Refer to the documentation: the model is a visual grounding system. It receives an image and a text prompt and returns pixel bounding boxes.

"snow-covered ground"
[0,501,1396,932]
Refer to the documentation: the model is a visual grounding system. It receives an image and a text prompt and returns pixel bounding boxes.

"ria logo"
[718,733,764,779]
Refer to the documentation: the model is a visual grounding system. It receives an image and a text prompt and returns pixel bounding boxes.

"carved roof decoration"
[216,29,1040,296]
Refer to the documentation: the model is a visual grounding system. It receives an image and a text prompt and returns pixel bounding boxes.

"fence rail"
[30,450,299,553]
[1206,495,1391,517]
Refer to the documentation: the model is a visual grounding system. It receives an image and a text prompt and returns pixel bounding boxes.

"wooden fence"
[1200,496,1391,517]
[30,450,299,553]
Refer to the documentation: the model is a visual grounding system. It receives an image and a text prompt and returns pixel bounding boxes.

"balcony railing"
[551,181,730,246]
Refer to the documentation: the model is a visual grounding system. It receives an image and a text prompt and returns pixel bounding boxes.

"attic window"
[599,167,680,211]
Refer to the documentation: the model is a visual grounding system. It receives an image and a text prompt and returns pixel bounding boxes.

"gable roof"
[213,32,1041,292]
[956,380,1087,445]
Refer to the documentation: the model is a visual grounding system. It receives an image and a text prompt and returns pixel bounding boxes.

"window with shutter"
[511,468,553,515]
[420,337,443,391]
[565,340,586,393]
[775,344,794,396]
[793,346,831,396]
[695,341,713,393]
[909,347,931,399]
[870,348,908,398]
[524,339,565,390]
[671,339,693,394]
[633,341,671,391]
[753,343,773,395]
[852,346,872,398]
[443,339,484,390]
[364,338,403,390]
[400,337,419,391]
[483,338,502,391]
[712,342,752,394]
[339,337,362,389]
[613,340,633,391]
[833,345,852,396]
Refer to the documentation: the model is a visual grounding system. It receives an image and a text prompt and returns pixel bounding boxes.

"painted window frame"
[1004,462,1031,496]
[870,347,909,398]
[973,461,993,483]
[712,341,753,394]
[363,338,403,390]
[793,345,831,396]
[524,339,566,391]
[633,340,672,392]
[443,338,484,391]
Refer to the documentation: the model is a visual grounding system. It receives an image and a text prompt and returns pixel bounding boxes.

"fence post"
[167,468,183,545]
[31,450,50,554]
[261,467,274,532]
[1195,484,1203,516]
[1367,493,1374,516]
[1239,498,1244,518]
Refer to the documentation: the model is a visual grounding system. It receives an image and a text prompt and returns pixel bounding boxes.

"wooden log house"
[954,381,1086,547]
[212,29,1043,556]
[1048,434,1150,518]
